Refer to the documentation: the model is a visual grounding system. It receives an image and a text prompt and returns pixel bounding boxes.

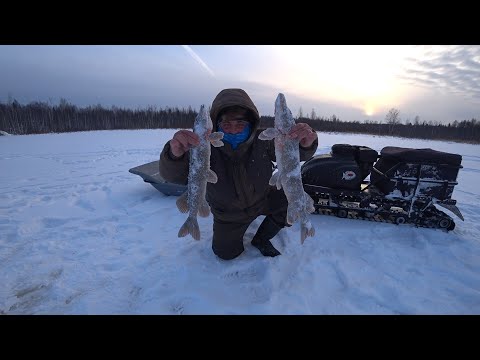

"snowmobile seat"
[331,144,378,180]
[302,153,362,190]
[301,144,379,191]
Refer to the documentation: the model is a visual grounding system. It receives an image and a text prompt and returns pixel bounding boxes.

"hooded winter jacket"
[159,88,318,222]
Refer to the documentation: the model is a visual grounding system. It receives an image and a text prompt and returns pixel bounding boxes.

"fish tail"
[178,216,200,241]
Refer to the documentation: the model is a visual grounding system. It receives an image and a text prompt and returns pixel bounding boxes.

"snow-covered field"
[1,129,479,314]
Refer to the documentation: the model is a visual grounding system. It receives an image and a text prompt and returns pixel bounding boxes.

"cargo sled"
[301,144,464,231]
[129,161,186,196]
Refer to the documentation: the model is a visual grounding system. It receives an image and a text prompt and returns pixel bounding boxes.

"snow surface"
[1,129,479,314]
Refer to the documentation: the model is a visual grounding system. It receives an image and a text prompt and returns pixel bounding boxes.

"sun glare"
[269,45,419,117]
[364,103,375,117]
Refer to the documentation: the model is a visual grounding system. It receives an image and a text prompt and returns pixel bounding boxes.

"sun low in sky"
[0,45,478,124]
[267,45,417,118]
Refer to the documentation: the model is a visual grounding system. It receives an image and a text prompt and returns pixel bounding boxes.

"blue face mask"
[219,123,251,150]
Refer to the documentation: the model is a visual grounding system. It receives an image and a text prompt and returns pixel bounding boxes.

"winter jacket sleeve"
[159,141,189,185]
[299,136,318,161]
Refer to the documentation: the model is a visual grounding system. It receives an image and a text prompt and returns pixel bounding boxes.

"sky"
[0,45,479,125]
[1,129,479,314]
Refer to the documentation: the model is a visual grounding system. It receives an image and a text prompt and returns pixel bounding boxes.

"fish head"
[274,93,294,132]
[194,104,213,135]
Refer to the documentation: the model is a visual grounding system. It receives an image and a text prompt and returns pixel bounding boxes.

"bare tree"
[385,108,401,125]
[385,108,401,135]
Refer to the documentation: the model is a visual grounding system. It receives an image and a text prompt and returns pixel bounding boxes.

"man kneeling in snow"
[159,88,318,260]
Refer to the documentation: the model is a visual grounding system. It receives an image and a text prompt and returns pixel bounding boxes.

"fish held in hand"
[259,93,315,244]
[176,105,224,240]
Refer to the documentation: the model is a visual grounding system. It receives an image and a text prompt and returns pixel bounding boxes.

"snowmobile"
[301,144,464,231]
[129,144,464,231]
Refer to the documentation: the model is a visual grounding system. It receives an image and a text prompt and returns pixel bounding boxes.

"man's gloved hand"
[170,130,200,158]
[287,123,317,148]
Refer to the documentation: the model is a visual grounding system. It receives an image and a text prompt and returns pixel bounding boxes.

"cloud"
[181,45,215,78]
[401,45,480,102]
[208,79,368,122]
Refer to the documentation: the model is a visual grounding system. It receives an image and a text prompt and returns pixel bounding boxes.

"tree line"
[0,99,479,144]
[0,99,197,135]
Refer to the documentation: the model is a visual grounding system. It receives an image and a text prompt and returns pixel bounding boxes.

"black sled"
[301,144,464,231]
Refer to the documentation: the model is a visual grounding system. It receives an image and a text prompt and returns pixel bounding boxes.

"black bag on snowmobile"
[301,144,378,190]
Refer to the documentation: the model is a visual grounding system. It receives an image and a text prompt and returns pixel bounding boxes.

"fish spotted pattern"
[259,93,315,243]
[176,105,224,240]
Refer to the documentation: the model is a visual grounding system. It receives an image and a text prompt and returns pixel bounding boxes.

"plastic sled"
[129,160,187,196]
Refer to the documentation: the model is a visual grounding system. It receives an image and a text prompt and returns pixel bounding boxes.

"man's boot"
[251,216,282,257]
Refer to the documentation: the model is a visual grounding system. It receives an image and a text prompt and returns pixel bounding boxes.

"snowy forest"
[1,99,479,143]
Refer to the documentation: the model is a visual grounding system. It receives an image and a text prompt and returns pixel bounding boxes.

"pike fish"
[259,93,316,244]
[176,105,224,240]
